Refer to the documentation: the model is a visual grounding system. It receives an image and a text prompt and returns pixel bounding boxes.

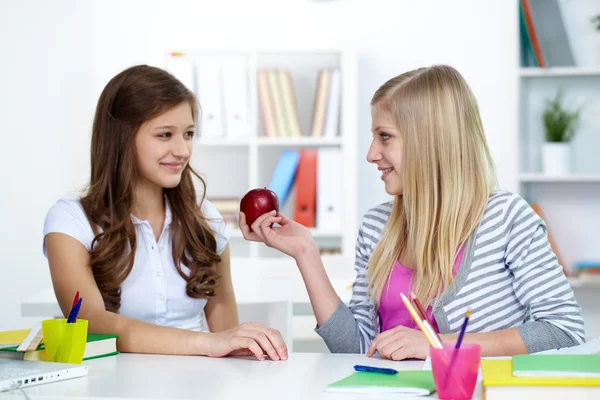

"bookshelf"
[161,48,358,259]
[519,173,600,183]
[517,3,600,274]
[519,67,600,77]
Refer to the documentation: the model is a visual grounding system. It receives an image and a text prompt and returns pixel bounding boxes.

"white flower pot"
[542,142,571,175]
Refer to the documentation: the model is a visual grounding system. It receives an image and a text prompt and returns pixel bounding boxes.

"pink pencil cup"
[430,343,480,400]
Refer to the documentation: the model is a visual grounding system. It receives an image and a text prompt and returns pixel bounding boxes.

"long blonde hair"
[367,65,498,307]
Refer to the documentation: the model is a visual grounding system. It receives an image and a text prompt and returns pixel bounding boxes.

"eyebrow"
[153,124,195,130]
[371,126,395,133]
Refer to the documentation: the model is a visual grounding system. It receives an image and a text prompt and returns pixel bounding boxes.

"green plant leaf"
[542,88,582,143]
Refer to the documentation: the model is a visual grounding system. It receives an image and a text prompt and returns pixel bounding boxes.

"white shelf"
[310,229,343,238]
[197,137,343,147]
[229,229,243,238]
[519,67,600,77]
[519,173,600,183]
[197,137,250,146]
[568,275,600,289]
[256,137,342,147]
[228,228,343,239]
[166,48,358,259]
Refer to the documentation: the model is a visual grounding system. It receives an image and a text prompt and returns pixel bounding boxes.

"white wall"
[0,0,519,329]
[0,0,96,330]
[91,0,520,217]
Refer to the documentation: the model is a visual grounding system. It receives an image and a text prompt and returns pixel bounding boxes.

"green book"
[0,333,119,362]
[513,355,600,378]
[325,371,435,395]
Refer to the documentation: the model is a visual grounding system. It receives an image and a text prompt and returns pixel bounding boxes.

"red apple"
[240,187,280,229]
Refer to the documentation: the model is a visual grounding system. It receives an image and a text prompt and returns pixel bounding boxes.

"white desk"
[0,353,481,399]
[21,256,354,318]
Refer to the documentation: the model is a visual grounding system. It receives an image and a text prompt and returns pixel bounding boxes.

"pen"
[354,365,398,375]
[410,292,443,348]
[67,298,82,323]
[71,291,80,308]
[402,293,464,390]
[400,293,439,349]
[455,309,472,350]
[444,309,473,392]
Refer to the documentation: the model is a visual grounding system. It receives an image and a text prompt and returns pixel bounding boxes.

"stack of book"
[482,354,600,399]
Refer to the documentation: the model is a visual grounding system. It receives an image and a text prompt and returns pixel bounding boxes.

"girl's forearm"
[441,327,527,356]
[295,245,341,326]
[87,309,211,355]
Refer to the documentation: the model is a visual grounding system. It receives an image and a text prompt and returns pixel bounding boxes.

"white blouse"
[43,197,229,331]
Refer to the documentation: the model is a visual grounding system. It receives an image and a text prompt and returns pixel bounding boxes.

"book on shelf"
[208,197,240,229]
[310,68,341,138]
[518,0,575,68]
[257,69,301,137]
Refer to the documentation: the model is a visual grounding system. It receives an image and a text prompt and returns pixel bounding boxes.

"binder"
[293,149,318,227]
[267,150,300,206]
[322,68,341,138]
[165,54,195,93]
[316,148,342,231]
[221,55,250,137]
[195,55,224,137]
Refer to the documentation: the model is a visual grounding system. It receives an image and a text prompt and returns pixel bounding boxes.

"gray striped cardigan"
[315,191,585,354]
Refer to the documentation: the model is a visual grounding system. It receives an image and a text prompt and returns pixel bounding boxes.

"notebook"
[481,359,600,400]
[512,355,600,378]
[0,330,118,362]
[325,371,435,395]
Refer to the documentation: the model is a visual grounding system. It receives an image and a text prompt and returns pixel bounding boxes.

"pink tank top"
[379,246,465,333]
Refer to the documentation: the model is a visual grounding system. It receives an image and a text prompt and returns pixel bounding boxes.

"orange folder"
[293,149,318,227]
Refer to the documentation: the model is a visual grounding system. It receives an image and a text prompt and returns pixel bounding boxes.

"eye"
[184,130,195,138]
[379,132,390,141]
[158,132,172,138]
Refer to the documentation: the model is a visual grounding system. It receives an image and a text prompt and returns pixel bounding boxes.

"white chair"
[236,301,294,352]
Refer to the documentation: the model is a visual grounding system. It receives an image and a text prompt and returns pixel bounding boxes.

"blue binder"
[268,150,300,206]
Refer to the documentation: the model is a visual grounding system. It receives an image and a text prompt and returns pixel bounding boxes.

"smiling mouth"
[380,167,394,180]
[161,163,183,171]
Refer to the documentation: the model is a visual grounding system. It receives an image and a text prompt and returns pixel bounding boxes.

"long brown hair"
[80,65,221,313]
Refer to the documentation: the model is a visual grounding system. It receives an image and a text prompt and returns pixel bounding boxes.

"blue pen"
[353,365,398,375]
[67,298,82,323]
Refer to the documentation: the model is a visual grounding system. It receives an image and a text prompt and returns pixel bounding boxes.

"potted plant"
[541,88,582,175]
[592,15,600,31]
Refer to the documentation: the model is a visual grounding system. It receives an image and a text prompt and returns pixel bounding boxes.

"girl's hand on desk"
[367,326,429,361]
[206,322,288,361]
[239,211,315,259]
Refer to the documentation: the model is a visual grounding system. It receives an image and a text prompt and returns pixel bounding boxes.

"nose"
[171,134,191,159]
[366,138,381,163]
